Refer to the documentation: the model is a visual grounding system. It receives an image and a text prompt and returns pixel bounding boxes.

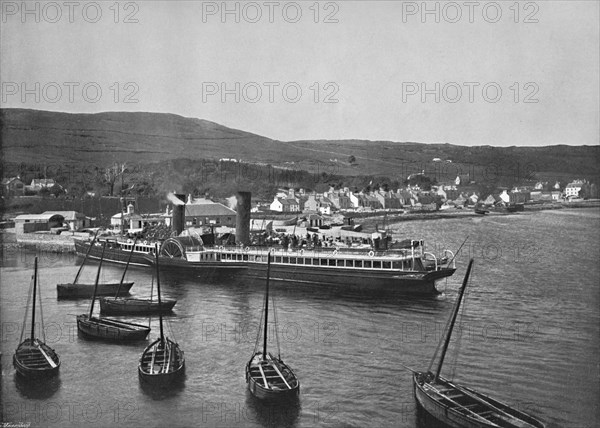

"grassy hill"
[2,108,598,189]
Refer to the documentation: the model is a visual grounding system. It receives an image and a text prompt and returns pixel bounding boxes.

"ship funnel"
[172,193,186,236]
[235,191,251,246]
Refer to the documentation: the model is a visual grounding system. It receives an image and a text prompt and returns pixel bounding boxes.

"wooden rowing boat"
[412,259,546,428]
[76,242,150,342]
[100,237,177,315]
[57,281,133,299]
[246,252,299,400]
[99,297,176,315]
[138,244,185,386]
[13,257,61,378]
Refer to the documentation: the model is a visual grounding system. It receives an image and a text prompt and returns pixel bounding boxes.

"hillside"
[1,109,598,186]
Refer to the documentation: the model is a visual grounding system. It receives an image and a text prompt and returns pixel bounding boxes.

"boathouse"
[13,211,86,234]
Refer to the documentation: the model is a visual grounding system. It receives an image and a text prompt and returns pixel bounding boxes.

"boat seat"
[445,393,465,399]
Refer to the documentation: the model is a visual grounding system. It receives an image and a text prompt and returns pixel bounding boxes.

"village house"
[111,203,146,230]
[509,188,531,203]
[28,178,56,192]
[565,180,585,197]
[374,191,402,209]
[529,190,543,201]
[453,194,467,207]
[184,201,237,226]
[349,192,364,209]
[2,177,25,196]
[270,197,300,213]
[303,194,321,212]
[328,192,352,210]
[482,194,503,207]
[318,196,334,215]
[364,194,383,210]
[499,190,511,204]
[415,194,438,210]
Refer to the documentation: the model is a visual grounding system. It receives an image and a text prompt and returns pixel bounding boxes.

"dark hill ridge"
[1,108,598,183]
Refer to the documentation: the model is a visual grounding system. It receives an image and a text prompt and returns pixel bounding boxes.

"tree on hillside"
[104,163,128,196]
[348,155,356,165]
[49,184,64,197]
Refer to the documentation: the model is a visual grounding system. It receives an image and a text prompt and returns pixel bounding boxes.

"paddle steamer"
[75,235,455,293]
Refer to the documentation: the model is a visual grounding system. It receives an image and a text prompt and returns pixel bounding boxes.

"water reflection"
[244,390,300,427]
[138,371,187,400]
[14,373,62,399]
[415,405,454,428]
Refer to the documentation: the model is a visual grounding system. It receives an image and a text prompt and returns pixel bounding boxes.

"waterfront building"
[14,211,87,234]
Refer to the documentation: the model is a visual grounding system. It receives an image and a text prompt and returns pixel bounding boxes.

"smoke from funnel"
[167,192,185,205]
[225,196,237,210]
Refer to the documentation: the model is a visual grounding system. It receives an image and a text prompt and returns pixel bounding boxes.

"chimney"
[235,191,251,246]
[127,203,134,215]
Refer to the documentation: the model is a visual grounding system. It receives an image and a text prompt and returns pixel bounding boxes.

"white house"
[270,197,300,213]
[565,180,584,197]
[28,179,56,191]
[270,197,284,212]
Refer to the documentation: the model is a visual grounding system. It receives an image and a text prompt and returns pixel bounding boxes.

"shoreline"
[2,201,598,255]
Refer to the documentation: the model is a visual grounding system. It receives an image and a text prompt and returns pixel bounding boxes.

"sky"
[1,0,599,146]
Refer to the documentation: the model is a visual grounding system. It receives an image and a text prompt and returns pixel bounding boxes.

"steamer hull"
[76,238,456,293]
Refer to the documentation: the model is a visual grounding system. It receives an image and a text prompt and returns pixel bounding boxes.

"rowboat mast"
[432,259,473,381]
[261,252,271,361]
[72,229,100,285]
[30,257,38,342]
[113,236,137,298]
[154,244,165,343]
[88,241,107,319]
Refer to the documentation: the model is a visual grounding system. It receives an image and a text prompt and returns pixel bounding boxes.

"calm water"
[1,209,599,428]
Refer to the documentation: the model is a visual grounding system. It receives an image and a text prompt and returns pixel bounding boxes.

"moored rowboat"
[412,260,546,428]
[14,338,60,379]
[14,257,61,379]
[57,282,133,299]
[138,244,185,386]
[246,251,299,400]
[76,315,150,342]
[138,337,185,385]
[99,297,176,315]
[246,352,299,400]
